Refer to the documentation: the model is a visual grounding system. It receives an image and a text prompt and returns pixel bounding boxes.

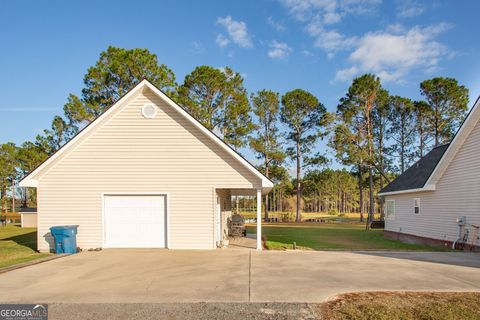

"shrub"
[281,211,296,222]
[328,208,339,216]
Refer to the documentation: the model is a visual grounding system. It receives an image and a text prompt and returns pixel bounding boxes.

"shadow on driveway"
[352,251,480,268]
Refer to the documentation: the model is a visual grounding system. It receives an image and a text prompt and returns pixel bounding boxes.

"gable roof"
[379,95,480,196]
[379,144,449,195]
[19,79,274,190]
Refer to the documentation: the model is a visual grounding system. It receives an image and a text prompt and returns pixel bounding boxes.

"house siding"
[21,213,37,228]
[385,116,480,244]
[216,189,233,241]
[36,88,261,251]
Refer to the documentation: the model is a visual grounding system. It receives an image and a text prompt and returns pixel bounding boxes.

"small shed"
[19,207,37,228]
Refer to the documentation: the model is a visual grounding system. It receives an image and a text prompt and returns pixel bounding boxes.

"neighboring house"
[379,97,480,250]
[20,80,272,252]
[19,207,37,228]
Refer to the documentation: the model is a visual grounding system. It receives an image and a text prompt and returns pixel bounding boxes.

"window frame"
[413,198,420,214]
[385,200,395,220]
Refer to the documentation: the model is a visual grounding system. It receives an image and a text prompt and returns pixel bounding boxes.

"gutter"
[378,184,436,197]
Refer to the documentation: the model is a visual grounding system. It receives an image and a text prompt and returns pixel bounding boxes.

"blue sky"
[1,0,480,169]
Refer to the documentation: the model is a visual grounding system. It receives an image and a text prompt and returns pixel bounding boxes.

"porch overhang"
[229,187,272,196]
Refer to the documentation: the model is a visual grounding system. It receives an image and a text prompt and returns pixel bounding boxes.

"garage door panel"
[104,195,166,248]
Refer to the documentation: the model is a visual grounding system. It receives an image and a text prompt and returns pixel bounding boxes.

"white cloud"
[334,66,359,81]
[385,23,405,34]
[280,0,381,22]
[301,49,314,56]
[190,41,205,54]
[323,11,343,24]
[280,0,381,55]
[311,28,357,54]
[216,34,230,48]
[267,16,286,31]
[217,16,253,48]
[396,0,425,18]
[268,40,293,59]
[335,23,452,83]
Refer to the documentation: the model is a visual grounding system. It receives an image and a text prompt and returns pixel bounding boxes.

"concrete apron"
[0,249,479,303]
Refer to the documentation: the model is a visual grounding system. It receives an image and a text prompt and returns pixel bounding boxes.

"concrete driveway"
[0,249,479,303]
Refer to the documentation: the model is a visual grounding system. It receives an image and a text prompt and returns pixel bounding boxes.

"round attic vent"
[142,104,157,118]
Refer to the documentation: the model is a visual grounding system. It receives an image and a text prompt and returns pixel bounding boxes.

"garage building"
[20,80,273,251]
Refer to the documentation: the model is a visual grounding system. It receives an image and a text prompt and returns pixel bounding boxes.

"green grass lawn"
[318,292,480,320]
[247,222,446,251]
[241,211,382,223]
[0,224,51,268]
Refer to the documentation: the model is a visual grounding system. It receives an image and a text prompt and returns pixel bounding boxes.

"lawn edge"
[0,254,69,274]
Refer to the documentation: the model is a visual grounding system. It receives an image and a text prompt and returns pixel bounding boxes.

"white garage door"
[104,195,166,248]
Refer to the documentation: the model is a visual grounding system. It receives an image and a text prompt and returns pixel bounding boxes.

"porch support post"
[256,188,262,250]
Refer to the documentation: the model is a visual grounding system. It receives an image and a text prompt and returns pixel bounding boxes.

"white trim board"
[378,185,435,197]
[19,79,274,190]
[380,95,480,196]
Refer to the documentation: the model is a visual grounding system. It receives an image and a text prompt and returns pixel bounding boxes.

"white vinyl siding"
[216,189,232,241]
[385,200,395,221]
[36,88,261,251]
[21,213,37,228]
[385,116,480,242]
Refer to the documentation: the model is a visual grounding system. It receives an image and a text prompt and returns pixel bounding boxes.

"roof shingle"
[380,144,450,194]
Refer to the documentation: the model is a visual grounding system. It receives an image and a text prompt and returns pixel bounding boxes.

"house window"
[385,200,395,220]
[414,198,420,214]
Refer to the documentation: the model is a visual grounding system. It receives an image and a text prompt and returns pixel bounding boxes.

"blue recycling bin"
[50,225,78,254]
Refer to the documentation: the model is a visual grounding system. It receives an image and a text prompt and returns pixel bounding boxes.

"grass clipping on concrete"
[318,292,480,320]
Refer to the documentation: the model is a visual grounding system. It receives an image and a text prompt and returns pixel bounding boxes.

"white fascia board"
[19,179,38,187]
[378,185,435,197]
[142,81,274,188]
[19,79,274,189]
[425,96,480,187]
[18,84,143,186]
[381,96,480,197]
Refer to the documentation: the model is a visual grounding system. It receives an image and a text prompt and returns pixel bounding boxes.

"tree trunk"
[401,125,405,173]
[279,190,283,212]
[419,126,425,157]
[379,175,384,220]
[296,141,302,222]
[23,187,28,207]
[264,162,269,221]
[1,179,5,212]
[366,166,375,230]
[434,104,439,147]
[357,165,364,222]
[11,178,15,213]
